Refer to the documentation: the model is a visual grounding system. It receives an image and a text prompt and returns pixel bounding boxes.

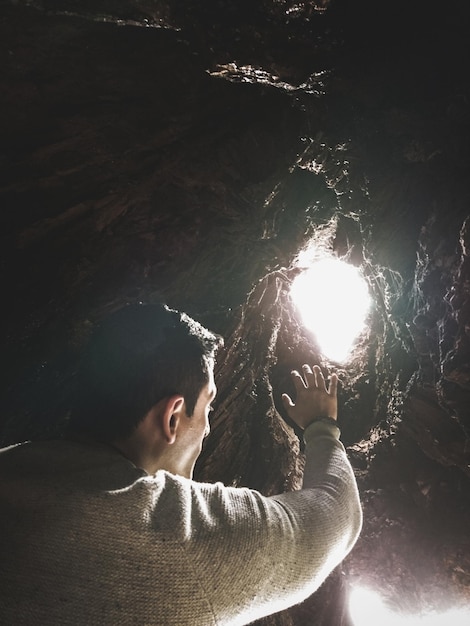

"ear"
[160,395,186,444]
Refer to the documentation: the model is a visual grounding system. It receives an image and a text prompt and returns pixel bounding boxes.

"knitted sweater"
[0,421,362,625]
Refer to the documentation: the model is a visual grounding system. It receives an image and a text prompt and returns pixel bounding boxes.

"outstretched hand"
[282,364,338,430]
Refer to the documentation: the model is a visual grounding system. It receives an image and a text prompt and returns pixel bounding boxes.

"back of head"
[68,303,222,443]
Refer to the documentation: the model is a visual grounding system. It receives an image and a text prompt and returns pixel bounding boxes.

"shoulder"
[140,470,293,541]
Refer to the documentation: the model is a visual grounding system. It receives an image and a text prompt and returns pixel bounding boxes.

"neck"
[111,436,155,474]
[111,436,193,478]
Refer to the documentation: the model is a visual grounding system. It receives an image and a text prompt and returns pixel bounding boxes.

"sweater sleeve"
[151,421,362,625]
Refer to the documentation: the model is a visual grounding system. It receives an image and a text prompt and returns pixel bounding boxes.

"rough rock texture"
[1,0,470,624]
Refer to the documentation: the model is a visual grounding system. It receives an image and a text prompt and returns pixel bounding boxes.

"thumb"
[282,393,294,412]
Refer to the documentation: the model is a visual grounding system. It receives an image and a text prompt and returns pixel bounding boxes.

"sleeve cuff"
[303,419,341,444]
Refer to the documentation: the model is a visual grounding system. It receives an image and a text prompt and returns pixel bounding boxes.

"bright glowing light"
[349,586,470,626]
[290,259,371,362]
[349,586,396,626]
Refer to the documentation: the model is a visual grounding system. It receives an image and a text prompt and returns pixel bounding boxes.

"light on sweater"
[290,259,371,362]
[349,586,470,626]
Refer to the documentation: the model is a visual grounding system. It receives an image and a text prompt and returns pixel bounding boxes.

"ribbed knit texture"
[0,421,362,625]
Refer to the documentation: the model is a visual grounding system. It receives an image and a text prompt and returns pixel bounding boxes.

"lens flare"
[349,586,470,626]
[290,259,371,362]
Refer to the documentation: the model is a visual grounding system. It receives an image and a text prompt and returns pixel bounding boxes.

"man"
[0,302,362,625]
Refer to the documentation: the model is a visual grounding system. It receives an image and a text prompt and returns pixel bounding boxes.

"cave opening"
[290,255,371,363]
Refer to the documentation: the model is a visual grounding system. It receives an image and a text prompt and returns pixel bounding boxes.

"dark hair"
[68,303,222,442]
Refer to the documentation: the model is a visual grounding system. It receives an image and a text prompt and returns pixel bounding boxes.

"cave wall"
[1,1,470,624]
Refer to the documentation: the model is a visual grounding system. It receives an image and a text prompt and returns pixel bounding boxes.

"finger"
[328,372,338,396]
[313,365,327,391]
[291,369,307,391]
[301,364,315,386]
